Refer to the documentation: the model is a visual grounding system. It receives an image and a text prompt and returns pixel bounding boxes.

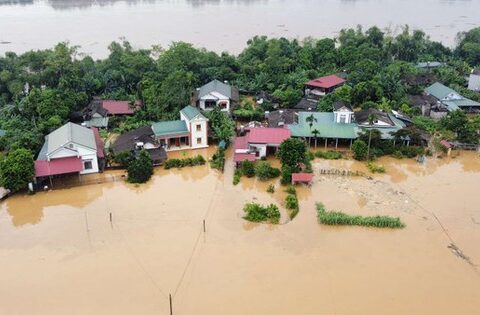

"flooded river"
[1,148,480,314]
[1,0,480,58]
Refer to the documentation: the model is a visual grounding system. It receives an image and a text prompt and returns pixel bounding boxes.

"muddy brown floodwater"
[1,148,480,315]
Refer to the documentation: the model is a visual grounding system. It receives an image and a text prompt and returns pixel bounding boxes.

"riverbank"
[0,150,479,314]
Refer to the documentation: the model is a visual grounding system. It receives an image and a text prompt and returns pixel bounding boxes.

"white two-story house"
[151,106,209,151]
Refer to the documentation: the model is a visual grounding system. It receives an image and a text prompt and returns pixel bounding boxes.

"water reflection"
[2,183,107,226]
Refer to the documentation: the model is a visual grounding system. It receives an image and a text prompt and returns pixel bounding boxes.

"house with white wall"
[333,101,354,124]
[35,123,105,180]
[151,105,208,151]
[192,79,239,113]
[233,128,291,165]
[468,69,480,92]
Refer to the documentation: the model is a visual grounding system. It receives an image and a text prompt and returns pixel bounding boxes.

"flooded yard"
[1,149,480,314]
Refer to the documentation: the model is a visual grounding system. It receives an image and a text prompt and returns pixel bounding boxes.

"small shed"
[292,173,314,186]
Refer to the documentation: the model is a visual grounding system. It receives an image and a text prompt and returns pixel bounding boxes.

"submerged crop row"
[316,202,405,229]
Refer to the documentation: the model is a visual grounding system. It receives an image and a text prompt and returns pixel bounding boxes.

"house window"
[84,160,93,170]
[196,124,202,132]
[340,114,346,123]
[197,137,202,145]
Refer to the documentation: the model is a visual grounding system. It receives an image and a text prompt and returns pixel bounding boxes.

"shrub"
[367,162,386,173]
[285,194,298,210]
[281,164,299,185]
[255,161,281,180]
[240,160,255,178]
[352,140,368,161]
[243,202,280,224]
[113,151,133,168]
[127,150,154,184]
[392,150,404,159]
[233,169,241,185]
[316,203,405,228]
[285,186,299,219]
[285,186,297,195]
[314,150,343,160]
[164,154,206,169]
[266,184,275,193]
[399,146,424,158]
[210,147,225,170]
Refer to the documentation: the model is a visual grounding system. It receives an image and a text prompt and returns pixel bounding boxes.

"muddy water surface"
[1,149,480,314]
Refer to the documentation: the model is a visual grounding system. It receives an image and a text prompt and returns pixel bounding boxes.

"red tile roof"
[102,100,140,115]
[234,136,249,150]
[292,173,314,183]
[35,157,83,177]
[305,75,345,89]
[234,153,256,163]
[245,128,291,145]
[92,127,105,158]
[440,140,452,149]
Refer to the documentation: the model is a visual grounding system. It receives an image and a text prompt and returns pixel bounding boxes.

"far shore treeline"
[1,25,480,191]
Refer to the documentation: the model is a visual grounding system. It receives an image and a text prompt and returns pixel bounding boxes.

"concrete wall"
[190,120,208,149]
[468,74,480,92]
[180,111,208,149]
[49,143,99,175]
[249,143,267,159]
[334,111,353,124]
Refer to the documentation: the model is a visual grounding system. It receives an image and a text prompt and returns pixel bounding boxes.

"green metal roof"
[426,83,480,111]
[151,120,188,137]
[288,112,358,139]
[180,105,204,120]
[288,112,406,140]
[425,82,457,100]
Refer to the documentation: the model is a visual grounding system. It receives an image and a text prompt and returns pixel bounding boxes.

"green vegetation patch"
[164,155,206,169]
[367,162,386,173]
[243,202,280,224]
[316,203,405,229]
[285,186,299,220]
[254,161,281,181]
[314,150,343,160]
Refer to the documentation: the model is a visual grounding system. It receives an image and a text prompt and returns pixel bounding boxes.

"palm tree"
[312,129,320,148]
[305,114,317,146]
[367,113,377,160]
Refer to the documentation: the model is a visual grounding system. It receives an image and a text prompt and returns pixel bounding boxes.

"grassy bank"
[316,203,405,229]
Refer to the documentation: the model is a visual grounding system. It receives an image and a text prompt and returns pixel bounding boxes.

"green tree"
[351,140,368,161]
[0,148,34,192]
[240,160,255,178]
[277,138,307,169]
[127,150,154,184]
[456,27,480,66]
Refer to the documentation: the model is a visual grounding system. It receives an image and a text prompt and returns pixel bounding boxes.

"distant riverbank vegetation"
[316,203,405,229]
[1,26,480,191]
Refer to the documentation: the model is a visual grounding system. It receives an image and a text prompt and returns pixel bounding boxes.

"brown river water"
[1,148,480,314]
[1,0,480,58]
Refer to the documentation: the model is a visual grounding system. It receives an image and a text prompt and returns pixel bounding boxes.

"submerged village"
[1,26,480,314]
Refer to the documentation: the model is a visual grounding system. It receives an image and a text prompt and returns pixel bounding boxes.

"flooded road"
[1,148,480,314]
[1,0,480,58]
